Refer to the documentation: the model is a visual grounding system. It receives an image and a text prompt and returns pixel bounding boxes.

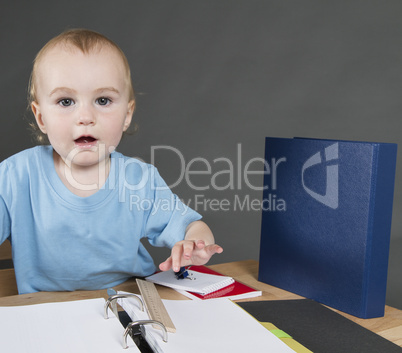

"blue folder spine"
[362,143,397,317]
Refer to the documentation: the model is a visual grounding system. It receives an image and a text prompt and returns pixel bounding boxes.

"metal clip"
[123,320,168,349]
[175,266,194,280]
[104,294,144,319]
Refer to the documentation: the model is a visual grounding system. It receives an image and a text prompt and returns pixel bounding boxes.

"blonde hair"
[28,28,135,143]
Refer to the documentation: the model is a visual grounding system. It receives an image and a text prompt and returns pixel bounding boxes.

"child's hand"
[159,239,223,272]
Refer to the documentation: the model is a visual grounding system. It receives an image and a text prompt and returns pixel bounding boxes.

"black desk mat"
[238,299,402,353]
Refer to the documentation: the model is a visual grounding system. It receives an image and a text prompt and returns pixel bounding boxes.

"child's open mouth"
[74,136,97,148]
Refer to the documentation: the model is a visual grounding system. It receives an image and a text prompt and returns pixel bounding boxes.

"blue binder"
[258,137,398,318]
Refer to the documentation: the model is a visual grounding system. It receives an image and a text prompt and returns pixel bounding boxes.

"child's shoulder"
[112,151,157,172]
[1,146,49,168]
[111,151,166,187]
[0,146,50,183]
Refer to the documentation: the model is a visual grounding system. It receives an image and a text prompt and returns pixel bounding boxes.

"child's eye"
[96,97,111,106]
[58,98,74,107]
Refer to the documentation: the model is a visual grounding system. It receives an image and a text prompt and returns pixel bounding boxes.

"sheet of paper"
[146,269,234,295]
[119,294,296,353]
[0,298,140,353]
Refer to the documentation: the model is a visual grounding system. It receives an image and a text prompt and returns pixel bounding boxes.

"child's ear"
[123,100,135,131]
[31,102,47,134]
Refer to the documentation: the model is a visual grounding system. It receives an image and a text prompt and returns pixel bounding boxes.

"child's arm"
[159,220,223,272]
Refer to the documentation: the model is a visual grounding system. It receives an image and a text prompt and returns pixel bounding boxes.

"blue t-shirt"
[0,146,201,294]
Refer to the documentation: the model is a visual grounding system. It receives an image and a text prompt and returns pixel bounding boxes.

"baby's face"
[31,44,134,170]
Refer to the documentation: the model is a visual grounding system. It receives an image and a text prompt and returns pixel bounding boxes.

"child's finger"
[183,240,197,259]
[170,242,185,272]
[159,256,173,271]
[195,239,206,249]
[205,244,224,255]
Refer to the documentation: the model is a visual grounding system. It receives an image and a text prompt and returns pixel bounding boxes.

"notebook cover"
[259,137,397,318]
[238,300,402,353]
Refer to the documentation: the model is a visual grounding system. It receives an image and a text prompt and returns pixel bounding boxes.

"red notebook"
[179,265,262,301]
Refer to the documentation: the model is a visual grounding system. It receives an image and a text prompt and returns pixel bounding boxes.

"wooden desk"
[0,260,401,347]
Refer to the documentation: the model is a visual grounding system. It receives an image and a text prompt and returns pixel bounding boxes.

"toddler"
[0,28,222,294]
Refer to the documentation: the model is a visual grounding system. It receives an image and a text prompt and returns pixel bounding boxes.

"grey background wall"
[1,1,401,309]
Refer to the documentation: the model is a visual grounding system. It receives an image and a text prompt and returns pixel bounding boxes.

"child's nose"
[77,104,96,125]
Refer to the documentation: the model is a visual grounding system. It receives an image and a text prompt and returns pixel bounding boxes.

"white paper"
[0,298,140,353]
[119,293,296,353]
[146,269,234,295]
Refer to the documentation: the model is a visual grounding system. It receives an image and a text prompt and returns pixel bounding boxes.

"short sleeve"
[143,167,202,248]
